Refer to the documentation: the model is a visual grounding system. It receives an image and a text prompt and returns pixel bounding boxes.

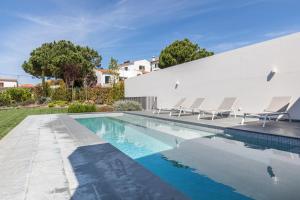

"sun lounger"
[172,98,205,117]
[241,96,292,127]
[153,98,186,114]
[198,97,237,120]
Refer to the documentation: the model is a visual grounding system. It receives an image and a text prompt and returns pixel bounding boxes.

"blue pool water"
[76,114,300,200]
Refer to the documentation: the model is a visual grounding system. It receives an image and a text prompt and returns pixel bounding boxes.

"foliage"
[111,81,124,101]
[0,92,12,106]
[37,96,52,105]
[108,57,119,71]
[0,89,32,107]
[48,100,68,108]
[108,57,119,84]
[97,105,114,112]
[22,40,101,89]
[113,100,142,111]
[68,102,96,113]
[158,38,214,69]
[50,80,68,101]
[48,102,55,108]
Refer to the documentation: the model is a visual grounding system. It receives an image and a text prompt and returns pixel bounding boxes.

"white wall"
[125,32,300,119]
[1,81,18,88]
[119,59,151,79]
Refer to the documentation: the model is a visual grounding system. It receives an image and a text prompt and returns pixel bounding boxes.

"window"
[0,82,3,88]
[124,67,128,71]
[139,65,145,70]
[105,76,110,84]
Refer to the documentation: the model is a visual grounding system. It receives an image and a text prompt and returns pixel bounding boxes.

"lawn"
[0,107,67,139]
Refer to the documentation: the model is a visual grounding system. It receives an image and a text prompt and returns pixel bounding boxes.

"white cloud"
[0,0,271,83]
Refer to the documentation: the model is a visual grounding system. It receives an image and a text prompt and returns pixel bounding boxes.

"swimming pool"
[76,114,300,200]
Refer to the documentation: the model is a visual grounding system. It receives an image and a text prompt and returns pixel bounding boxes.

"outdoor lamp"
[175,80,180,89]
[271,68,278,74]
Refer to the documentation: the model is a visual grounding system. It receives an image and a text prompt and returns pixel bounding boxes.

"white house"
[150,56,160,71]
[95,69,116,87]
[118,59,153,80]
[0,78,18,88]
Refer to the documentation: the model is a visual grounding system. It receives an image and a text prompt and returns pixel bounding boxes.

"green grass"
[0,107,67,139]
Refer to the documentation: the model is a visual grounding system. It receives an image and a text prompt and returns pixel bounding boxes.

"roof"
[0,78,18,82]
[19,84,35,88]
[97,69,115,74]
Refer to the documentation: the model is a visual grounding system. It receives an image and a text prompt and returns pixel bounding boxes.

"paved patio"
[0,114,188,200]
[126,111,300,139]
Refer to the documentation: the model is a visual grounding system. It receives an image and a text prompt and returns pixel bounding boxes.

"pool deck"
[0,114,188,200]
[126,111,300,140]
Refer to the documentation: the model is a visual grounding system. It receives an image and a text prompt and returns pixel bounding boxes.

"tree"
[158,38,214,69]
[23,40,101,92]
[108,57,118,71]
[108,57,119,84]
[22,43,56,95]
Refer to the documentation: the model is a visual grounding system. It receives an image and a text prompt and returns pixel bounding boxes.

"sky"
[0,0,300,84]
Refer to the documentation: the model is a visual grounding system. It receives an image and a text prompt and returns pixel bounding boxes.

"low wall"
[125,33,300,120]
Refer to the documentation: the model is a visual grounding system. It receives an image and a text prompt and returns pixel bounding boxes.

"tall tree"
[108,57,118,71]
[108,57,119,84]
[158,38,214,69]
[23,40,101,91]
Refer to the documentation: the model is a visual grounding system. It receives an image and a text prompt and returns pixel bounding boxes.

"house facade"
[150,56,160,71]
[0,78,18,88]
[95,69,117,87]
[118,59,152,80]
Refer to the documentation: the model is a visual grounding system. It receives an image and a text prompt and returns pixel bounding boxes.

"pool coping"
[123,111,300,141]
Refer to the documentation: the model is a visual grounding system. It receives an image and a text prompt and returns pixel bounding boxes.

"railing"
[124,96,157,111]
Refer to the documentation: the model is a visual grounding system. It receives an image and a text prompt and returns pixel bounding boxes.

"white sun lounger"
[172,98,205,117]
[153,98,186,114]
[198,97,237,120]
[241,96,292,127]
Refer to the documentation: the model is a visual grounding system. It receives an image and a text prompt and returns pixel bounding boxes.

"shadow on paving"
[68,143,188,200]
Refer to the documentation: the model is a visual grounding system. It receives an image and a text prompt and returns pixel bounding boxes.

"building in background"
[118,57,160,80]
[118,59,151,80]
[150,56,160,71]
[19,84,35,88]
[95,69,117,87]
[0,78,18,88]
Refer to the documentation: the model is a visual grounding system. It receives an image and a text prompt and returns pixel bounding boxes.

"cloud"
[0,0,277,83]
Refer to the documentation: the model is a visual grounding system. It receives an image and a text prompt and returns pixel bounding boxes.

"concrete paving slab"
[0,114,188,200]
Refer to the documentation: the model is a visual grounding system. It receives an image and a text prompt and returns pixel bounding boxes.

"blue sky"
[0,0,300,84]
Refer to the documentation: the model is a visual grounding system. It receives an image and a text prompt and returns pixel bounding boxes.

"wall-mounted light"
[267,67,278,81]
[175,80,180,89]
[271,68,278,74]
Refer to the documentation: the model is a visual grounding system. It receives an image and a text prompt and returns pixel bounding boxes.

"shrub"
[19,99,35,106]
[113,100,142,111]
[6,88,32,103]
[38,96,52,104]
[68,102,96,113]
[97,105,114,112]
[52,100,68,107]
[48,102,55,108]
[0,92,12,106]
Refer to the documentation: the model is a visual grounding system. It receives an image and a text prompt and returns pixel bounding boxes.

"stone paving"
[0,114,188,200]
[127,111,300,139]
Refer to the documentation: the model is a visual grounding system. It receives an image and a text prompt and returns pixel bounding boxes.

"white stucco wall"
[0,80,18,88]
[125,32,300,119]
[119,59,151,79]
